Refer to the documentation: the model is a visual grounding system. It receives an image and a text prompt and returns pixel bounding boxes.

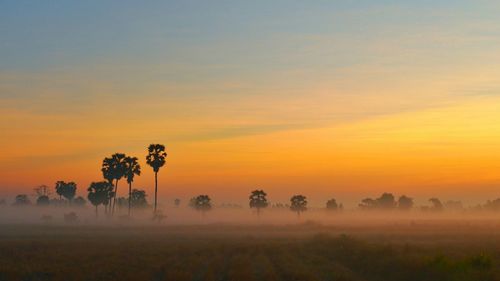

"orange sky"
[2,1,500,206]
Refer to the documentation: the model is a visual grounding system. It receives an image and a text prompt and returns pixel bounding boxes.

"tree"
[130,189,148,208]
[13,194,30,206]
[36,195,50,206]
[359,198,377,209]
[34,184,51,197]
[87,181,114,217]
[123,156,141,216]
[377,193,397,209]
[101,153,126,215]
[428,198,443,212]
[359,193,397,210]
[249,190,268,216]
[326,198,338,211]
[55,181,77,203]
[146,144,167,213]
[190,195,212,216]
[290,195,307,217]
[398,195,414,210]
[174,198,181,208]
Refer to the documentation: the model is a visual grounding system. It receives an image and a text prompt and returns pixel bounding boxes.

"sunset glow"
[2,1,500,206]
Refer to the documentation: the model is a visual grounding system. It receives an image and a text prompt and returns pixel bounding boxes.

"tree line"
[3,143,500,218]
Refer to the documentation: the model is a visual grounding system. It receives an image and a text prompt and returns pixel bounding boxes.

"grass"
[0,223,498,281]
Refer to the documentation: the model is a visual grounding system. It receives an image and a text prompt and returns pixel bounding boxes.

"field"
[0,220,499,281]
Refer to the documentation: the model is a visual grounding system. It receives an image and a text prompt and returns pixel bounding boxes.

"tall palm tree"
[123,156,141,216]
[101,153,126,215]
[146,144,167,213]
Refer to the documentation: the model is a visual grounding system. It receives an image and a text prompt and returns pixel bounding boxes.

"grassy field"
[0,222,499,281]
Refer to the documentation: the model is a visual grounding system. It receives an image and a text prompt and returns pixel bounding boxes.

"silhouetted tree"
[55,181,77,204]
[377,193,397,209]
[13,194,30,206]
[398,195,414,210]
[130,189,148,208]
[87,181,114,217]
[174,198,181,208]
[428,198,443,212]
[326,198,338,211]
[359,198,377,209]
[101,153,126,215]
[290,195,307,217]
[36,195,50,206]
[249,190,268,216]
[146,144,167,213]
[359,193,396,210]
[190,195,212,216]
[123,156,141,216]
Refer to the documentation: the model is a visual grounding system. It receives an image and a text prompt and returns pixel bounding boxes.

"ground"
[0,221,499,281]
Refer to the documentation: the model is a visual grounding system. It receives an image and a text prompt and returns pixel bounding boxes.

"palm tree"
[87,181,114,218]
[290,195,307,217]
[123,156,141,216]
[146,144,167,213]
[249,190,268,216]
[101,153,126,215]
[55,181,77,204]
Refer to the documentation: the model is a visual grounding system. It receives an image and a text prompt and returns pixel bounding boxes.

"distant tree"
[49,198,66,207]
[190,195,212,216]
[359,193,397,210]
[34,184,51,197]
[483,198,500,211]
[249,190,268,216]
[174,198,181,208]
[398,195,414,210]
[101,153,126,215]
[123,156,141,216]
[73,196,86,207]
[116,197,129,210]
[55,181,77,203]
[87,181,114,217]
[326,198,339,211]
[359,198,377,209]
[290,195,307,217]
[13,194,30,206]
[146,144,167,214]
[36,195,50,206]
[377,193,397,209]
[130,189,148,208]
[428,198,443,212]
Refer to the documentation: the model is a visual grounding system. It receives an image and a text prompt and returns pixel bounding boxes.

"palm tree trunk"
[128,182,132,217]
[154,172,158,213]
[95,205,98,218]
[112,179,119,215]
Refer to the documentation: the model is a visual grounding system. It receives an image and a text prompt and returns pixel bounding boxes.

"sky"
[1,1,500,207]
